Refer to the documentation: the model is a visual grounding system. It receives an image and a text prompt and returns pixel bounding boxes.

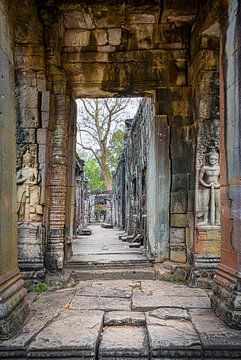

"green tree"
[107,128,125,171]
[84,158,105,190]
[77,98,130,190]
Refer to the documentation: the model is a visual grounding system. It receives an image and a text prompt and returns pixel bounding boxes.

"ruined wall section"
[188,0,221,284]
[0,0,28,339]
[14,0,51,282]
[59,1,197,97]
[124,99,152,241]
[14,1,77,274]
[113,155,125,230]
[36,3,79,272]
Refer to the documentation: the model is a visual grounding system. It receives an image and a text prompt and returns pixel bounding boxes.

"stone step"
[65,261,151,270]
[68,267,155,280]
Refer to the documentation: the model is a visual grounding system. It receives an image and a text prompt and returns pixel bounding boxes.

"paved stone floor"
[70,225,147,264]
[1,278,241,359]
[1,227,241,359]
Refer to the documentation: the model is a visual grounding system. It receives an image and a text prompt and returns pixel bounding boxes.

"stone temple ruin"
[0,0,241,342]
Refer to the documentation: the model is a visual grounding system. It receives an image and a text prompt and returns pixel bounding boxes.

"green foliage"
[167,275,188,285]
[84,158,106,190]
[34,282,49,293]
[108,129,125,171]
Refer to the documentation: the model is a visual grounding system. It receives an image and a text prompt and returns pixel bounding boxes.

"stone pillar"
[65,100,77,259]
[211,0,241,329]
[0,0,28,339]
[147,114,170,261]
[46,95,69,271]
[188,2,222,285]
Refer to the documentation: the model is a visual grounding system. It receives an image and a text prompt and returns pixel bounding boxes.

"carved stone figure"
[17,150,41,222]
[198,151,220,226]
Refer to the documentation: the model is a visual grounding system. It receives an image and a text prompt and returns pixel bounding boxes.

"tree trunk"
[103,165,112,190]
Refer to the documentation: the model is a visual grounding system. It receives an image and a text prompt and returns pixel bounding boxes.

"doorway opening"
[67,96,155,271]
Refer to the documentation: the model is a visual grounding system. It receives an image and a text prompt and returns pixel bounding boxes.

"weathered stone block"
[17,106,39,128]
[63,10,95,29]
[170,245,187,263]
[36,71,46,92]
[147,308,189,321]
[128,13,157,24]
[170,227,185,244]
[18,222,44,270]
[18,86,39,109]
[172,174,188,191]
[170,191,187,213]
[28,310,104,358]
[104,311,145,326]
[69,295,131,311]
[94,29,108,45]
[16,128,36,144]
[64,29,90,47]
[37,128,47,145]
[107,28,122,46]
[38,144,47,163]
[172,158,189,174]
[171,214,187,227]
[41,91,50,112]
[15,45,45,71]
[41,111,49,128]
[99,326,149,359]
[147,320,201,358]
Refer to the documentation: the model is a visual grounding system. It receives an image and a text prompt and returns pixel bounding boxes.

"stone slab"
[190,309,241,356]
[147,319,201,358]
[76,280,132,298]
[31,289,76,311]
[104,311,145,326]
[138,280,208,297]
[132,290,210,311]
[99,326,149,358]
[28,310,104,358]
[0,308,60,351]
[69,268,155,281]
[147,307,190,321]
[69,253,147,263]
[70,295,131,311]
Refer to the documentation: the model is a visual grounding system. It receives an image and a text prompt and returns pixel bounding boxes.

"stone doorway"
[2,0,241,340]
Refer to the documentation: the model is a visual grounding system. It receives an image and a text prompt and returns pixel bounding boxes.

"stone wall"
[14,0,48,283]
[88,190,113,224]
[0,0,28,339]
[188,0,222,285]
[211,0,241,329]
[113,96,191,264]
[74,157,88,235]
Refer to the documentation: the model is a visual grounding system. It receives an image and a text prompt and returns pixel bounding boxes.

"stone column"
[147,114,170,261]
[64,100,77,259]
[188,2,222,285]
[46,95,69,271]
[212,0,241,329]
[0,0,28,339]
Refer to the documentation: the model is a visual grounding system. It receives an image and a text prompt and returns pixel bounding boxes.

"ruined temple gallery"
[0,0,241,356]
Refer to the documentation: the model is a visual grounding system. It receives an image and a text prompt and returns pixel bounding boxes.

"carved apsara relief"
[17,148,42,222]
[196,119,220,227]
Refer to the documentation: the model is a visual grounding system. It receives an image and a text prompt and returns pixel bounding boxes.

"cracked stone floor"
[1,227,241,359]
[1,278,241,359]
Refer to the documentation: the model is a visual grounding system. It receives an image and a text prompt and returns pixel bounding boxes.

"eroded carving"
[198,151,220,226]
[17,149,42,222]
[196,119,220,227]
